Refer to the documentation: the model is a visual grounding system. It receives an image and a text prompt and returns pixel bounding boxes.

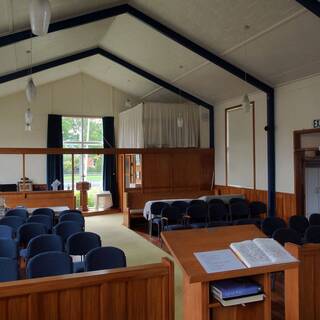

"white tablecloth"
[27,206,70,216]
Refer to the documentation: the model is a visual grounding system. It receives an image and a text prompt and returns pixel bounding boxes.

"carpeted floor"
[85,213,183,320]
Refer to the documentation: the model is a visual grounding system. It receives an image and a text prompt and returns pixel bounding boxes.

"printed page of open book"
[253,238,298,264]
[230,240,272,268]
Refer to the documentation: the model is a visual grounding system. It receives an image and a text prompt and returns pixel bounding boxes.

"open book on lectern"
[194,238,297,273]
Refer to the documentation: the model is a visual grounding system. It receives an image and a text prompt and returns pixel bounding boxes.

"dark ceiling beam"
[296,0,320,18]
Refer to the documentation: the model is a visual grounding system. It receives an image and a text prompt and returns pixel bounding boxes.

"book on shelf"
[213,292,265,307]
[211,278,262,300]
[230,238,297,268]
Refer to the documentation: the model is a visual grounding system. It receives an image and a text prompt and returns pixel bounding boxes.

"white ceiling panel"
[99,14,207,82]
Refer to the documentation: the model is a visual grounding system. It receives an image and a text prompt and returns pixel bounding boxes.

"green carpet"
[85,214,183,320]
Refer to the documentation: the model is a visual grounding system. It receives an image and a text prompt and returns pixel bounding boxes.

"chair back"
[66,232,101,256]
[162,206,184,223]
[229,199,250,220]
[288,215,309,236]
[59,213,85,229]
[85,246,126,272]
[5,208,28,221]
[208,198,225,206]
[171,201,189,213]
[309,213,320,226]
[305,226,320,243]
[26,251,73,279]
[261,217,286,237]
[53,221,82,243]
[249,201,267,217]
[186,205,208,222]
[32,208,55,222]
[0,216,25,233]
[0,225,14,239]
[17,223,47,246]
[0,238,18,259]
[208,202,228,222]
[59,209,82,217]
[272,228,302,246]
[28,215,53,232]
[150,202,169,217]
[189,199,207,208]
[27,234,64,260]
[0,258,19,282]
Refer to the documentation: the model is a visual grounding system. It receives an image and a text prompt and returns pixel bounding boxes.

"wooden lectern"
[76,181,91,211]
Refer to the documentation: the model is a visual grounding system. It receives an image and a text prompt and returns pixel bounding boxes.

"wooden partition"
[0,191,76,209]
[285,243,320,320]
[215,185,296,221]
[0,258,174,320]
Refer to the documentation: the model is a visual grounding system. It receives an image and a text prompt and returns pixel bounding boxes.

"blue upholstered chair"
[186,205,208,228]
[208,202,229,227]
[0,257,19,282]
[189,199,207,208]
[26,251,73,279]
[162,206,188,231]
[5,208,28,221]
[85,247,126,272]
[66,232,101,272]
[229,199,250,221]
[171,201,189,214]
[53,221,82,243]
[25,234,64,261]
[28,215,53,233]
[261,217,286,237]
[150,202,169,238]
[0,238,18,259]
[249,201,267,218]
[0,216,25,233]
[0,225,14,239]
[17,223,47,258]
[59,213,85,230]
[309,213,320,226]
[288,215,309,237]
[32,208,55,223]
[272,228,302,246]
[304,226,320,243]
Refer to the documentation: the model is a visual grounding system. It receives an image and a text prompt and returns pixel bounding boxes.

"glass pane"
[62,117,82,145]
[125,154,142,189]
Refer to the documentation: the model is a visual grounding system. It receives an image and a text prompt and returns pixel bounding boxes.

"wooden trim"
[225,102,256,189]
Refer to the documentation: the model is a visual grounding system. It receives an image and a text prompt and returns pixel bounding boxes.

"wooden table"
[161,225,299,320]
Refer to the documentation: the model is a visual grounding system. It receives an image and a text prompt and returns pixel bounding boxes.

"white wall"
[0,73,137,185]
[214,74,320,194]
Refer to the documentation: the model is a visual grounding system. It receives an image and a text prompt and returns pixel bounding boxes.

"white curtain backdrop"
[143,102,200,148]
[118,103,144,148]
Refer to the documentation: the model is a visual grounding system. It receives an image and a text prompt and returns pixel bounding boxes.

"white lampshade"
[26,78,37,103]
[29,0,52,36]
[177,114,184,128]
[242,93,251,112]
[25,108,33,131]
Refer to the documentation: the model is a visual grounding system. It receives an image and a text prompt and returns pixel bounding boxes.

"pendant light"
[26,78,37,103]
[242,25,251,113]
[25,108,33,131]
[29,0,52,36]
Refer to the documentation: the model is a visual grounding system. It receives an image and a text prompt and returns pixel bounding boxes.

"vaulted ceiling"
[0,0,319,104]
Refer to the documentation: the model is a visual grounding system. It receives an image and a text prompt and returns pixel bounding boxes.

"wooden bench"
[0,258,174,320]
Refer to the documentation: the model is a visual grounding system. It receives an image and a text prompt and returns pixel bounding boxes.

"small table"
[161,225,299,320]
[96,191,113,210]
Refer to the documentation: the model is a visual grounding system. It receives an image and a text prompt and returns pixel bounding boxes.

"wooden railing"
[0,258,174,320]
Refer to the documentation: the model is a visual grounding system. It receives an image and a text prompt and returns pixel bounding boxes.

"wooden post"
[22,154,25,192]
[71,154,74,191]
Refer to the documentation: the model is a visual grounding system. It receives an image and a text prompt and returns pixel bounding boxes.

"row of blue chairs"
[0,245,126,282]
[150,199,266,237]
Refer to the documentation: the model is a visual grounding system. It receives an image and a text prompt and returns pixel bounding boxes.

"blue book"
[212,279,262,300]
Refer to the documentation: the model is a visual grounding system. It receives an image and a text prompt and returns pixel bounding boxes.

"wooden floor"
[131,221,285,320]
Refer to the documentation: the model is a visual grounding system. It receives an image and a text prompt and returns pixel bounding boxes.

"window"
[124,154,142,189]
[62,116,103,208]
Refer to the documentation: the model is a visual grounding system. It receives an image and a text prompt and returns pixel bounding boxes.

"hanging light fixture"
[177,113,184,128]
[29,0,52,36]
[242,25,251,113]
[25,108,33,131]
[26,78,37,103]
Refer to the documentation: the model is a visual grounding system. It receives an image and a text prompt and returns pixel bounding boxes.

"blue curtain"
[103,117,118,207]
[47,114,64,190]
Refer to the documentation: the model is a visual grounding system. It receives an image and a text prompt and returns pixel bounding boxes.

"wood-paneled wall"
[0,258,174,320]
[214,185,296,221]
[0,191,76,209]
